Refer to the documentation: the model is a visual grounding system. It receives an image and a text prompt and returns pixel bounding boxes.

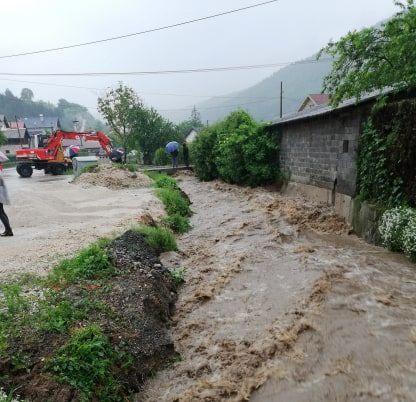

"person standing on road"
[183,142,190,168]
[0,173,13,237]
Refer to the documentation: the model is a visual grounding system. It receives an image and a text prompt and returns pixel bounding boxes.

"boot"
[1,230,13,237]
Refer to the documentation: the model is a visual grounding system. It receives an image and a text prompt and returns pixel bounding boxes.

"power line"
[0,0,280,60]
[0,58,332,77]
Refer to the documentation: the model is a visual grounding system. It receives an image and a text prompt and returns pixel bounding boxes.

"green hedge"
[190,110,279,186]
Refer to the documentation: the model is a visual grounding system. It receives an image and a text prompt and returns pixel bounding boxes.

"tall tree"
[20,88,34,102]
[131,106,181,164]
[176,106,205,139]
[97,84,142,160]
[190,106,202,127]
[320,0,416,105]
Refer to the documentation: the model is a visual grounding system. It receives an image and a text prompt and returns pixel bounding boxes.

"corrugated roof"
[270,89,391,127]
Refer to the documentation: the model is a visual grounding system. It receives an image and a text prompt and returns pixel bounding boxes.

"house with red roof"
[298,94,330,112]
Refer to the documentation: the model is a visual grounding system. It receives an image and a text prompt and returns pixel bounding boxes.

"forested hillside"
[0,88,104,130]
[193,56,333,123]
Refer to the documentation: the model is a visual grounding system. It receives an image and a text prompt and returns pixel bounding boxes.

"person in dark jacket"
[0,175,13,236]
[182,142,190,168]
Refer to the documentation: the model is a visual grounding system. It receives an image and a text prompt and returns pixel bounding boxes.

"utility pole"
[15,115,23,148]
[280,81,283,119]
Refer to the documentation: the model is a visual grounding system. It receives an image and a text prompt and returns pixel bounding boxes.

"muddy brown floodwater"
[140,175,416,402]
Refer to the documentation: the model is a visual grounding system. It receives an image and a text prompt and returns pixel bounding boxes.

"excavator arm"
[45,130,114,157]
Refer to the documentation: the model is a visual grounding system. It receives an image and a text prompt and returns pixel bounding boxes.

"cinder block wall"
[277,111,363,197]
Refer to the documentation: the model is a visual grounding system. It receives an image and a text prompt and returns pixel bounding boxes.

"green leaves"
[192,110,278,186]
[321,1,416,104]
[47,325,126,400]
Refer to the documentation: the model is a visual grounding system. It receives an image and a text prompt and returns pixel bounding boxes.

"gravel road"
[0,168,163,279]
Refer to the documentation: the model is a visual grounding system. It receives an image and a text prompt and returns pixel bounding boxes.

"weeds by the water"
[156,188,191,217]
[134,225,177,253]
[47,242,115,286]
[162,213,191,234]
[169,267,186,285]
[47,325,130,400]
[153,174,179,191]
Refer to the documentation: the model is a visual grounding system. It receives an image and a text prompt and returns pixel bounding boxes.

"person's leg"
[0,203,12,234]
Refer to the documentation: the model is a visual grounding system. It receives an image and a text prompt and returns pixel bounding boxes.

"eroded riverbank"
[140,175,416,401]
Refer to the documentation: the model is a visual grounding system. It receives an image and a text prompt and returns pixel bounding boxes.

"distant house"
[185,127,201,144]
[24,115,61,137]
[298,94,330,112]
[9,119,25,130]
[0,128,30,156]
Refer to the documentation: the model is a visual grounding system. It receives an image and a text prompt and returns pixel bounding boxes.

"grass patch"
[162,213,191,234]
[155,188,191,217]
[114,162,138,172]
[47,242,115,287]
[169,267,186,285]
[153,174,179,190]
[80,164,99,174]
[46,325,130,401]
[134,225,177,253]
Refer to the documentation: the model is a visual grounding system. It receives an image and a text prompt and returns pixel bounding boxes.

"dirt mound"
[73,164,153,189]
[1,230,177,401]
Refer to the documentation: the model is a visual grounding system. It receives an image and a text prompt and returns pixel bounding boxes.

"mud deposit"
[73,164,153,190]
[0,231,177,401]
[140,177,416,402]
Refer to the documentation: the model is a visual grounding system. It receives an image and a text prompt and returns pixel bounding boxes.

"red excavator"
[15,130,122,178]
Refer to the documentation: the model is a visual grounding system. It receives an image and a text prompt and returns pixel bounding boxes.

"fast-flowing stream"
[140,175,416,402]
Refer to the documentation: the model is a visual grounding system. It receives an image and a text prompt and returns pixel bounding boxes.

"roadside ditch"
[0,169,191,401]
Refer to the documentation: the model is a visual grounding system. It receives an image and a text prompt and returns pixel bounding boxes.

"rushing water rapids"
[140,175,416,402]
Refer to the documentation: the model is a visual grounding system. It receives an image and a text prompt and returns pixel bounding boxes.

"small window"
[5,150,10,154]
[342,140,349,153]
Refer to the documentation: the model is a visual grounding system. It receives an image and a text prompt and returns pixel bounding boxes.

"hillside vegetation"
[0,88,104,131]
[192,56,333,123]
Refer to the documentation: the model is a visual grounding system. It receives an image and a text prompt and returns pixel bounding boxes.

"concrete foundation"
[281,181,354,223]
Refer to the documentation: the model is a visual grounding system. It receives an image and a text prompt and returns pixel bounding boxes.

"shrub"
[403,215,416,262]
[169,267,186,285]
[215,111,278,186]
[378,207,416,252]
[47,243,114,286]
[154,174,179,190]
[162,213,191,234]
[153,148,170,166]
[156,188,191,217]
[47,325,125,400]
[135,225,177,253]
[190,126,219,181]
[191,111,278,186]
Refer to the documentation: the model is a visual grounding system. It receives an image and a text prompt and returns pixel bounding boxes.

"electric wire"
[0,0,280,60]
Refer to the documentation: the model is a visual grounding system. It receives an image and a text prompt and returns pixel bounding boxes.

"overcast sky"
[0,0,398,119]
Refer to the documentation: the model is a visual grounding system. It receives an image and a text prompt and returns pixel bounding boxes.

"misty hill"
[186,56,333,124]
[200,57,333,123]
[0,89,104,131]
